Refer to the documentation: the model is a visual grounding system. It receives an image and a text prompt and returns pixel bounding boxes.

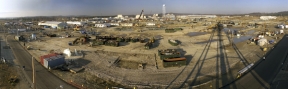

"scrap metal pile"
[90,36,147,47]
[165,28,183,33]
[158,49,186,68]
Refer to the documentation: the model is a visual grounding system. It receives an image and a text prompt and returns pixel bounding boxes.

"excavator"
[73,25,83,31]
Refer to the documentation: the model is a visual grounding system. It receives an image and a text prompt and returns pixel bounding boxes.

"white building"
[110,23,120,26]
[38,21,67,29]
[165,14,176,20]
[135,15,146,19]
[115,14,124,19]
[120,23,133,27]
[95,23,111,28]
[66,21,86,26]
[260,16,277,20]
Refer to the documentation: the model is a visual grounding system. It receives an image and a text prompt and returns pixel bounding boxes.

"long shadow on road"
[165,29,216,89]
[217,28,236,89]
[177,29,216,89]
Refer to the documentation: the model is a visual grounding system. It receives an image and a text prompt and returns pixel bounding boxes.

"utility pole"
[32,57,36,89]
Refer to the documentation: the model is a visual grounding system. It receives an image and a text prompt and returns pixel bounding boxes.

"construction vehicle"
[137,10,144,21]
[73,25,83,31]
[144,37,155,49]
[26,46,32,50]
[72,35,91,45]
[14,35,25,41]
[139,38,146,43]
[149,37,155,43]
[134,10,144,32]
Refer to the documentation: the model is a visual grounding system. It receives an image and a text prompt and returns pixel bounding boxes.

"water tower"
[162,4,166,18]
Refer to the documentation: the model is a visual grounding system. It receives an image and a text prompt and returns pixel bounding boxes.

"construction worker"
[22,66,25,70]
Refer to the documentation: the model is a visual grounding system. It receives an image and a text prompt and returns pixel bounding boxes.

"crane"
[138,9,144,21]
[134,9,144,31]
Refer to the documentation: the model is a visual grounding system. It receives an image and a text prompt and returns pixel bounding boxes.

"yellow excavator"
[73,26,83,31]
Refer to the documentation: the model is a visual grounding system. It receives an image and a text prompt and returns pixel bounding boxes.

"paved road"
[221,34,288,89]
[6,34,76,89]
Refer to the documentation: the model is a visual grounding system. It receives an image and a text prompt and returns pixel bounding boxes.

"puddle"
[186,32,207,37]
[246,30,255,35]
[233,36,252,44]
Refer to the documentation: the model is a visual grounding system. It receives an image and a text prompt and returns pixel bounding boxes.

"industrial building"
[95,23,111,27]
[135,15,146,19]
[115,14,124,19]
[260,16,277,20]
[110,23,120,26]
[38,21,67,29]
[165,14,176,20]
[66,21,86,26]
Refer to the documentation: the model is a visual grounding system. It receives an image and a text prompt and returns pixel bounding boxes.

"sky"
[0,0,287,18]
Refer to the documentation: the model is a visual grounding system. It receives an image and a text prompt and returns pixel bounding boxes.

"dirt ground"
[10,17,288,88]
[0,63,18,89]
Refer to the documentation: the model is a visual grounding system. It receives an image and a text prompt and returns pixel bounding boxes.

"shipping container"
[43,56,66,69]
[40,53,58,65]
[44,58,50,68]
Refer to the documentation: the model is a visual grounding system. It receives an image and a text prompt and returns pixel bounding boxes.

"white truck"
[17,29,26,32]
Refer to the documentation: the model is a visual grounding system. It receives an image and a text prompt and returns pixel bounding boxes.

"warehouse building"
[66,21,86,26]
[38,21,67,29]
[260,16,277,20]
[95,23,111,27]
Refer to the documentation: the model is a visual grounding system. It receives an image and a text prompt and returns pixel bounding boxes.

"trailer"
[236,63,254,78]
[17,29,26,32]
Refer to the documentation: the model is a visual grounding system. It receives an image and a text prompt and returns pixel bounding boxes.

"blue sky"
[0,0,287,17]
